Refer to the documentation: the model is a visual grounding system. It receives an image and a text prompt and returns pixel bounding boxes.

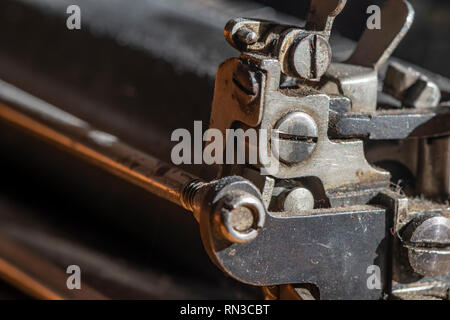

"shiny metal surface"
[0,0,448,300]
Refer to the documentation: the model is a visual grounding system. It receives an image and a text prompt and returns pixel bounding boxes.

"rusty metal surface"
[0,0,448,300]
[204,0,449,300]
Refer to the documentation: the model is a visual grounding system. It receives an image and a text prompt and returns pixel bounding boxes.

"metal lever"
[347,0,415,70]
[306,0,347,37]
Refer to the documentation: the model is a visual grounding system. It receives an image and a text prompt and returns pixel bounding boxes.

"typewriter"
[0,0,448,300]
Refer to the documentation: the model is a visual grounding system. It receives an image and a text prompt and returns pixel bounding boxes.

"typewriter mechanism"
[0,0,448,300]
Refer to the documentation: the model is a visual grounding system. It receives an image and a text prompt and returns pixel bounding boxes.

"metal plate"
[202,205,389,299]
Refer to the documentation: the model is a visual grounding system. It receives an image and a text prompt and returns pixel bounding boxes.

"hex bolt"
[272,111,318,164]
[288,34,331,80]
[213,191,266,243]
[282,187,315,212]
[405,216,450,277]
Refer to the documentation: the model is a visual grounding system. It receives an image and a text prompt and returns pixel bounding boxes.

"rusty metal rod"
[0,79,203,212]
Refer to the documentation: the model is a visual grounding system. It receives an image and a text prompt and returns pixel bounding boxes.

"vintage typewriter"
[0,0,448,300]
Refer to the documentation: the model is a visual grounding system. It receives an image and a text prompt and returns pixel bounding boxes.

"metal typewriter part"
[206,0,449,300]
[0,0,448,300]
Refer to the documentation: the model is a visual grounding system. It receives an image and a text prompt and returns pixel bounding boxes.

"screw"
[213,191,266,243]
[272,112,318,164]
[288,34,331,80]
[404,216,450,277]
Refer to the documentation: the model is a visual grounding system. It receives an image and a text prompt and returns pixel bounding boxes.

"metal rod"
[0,79,203,211]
